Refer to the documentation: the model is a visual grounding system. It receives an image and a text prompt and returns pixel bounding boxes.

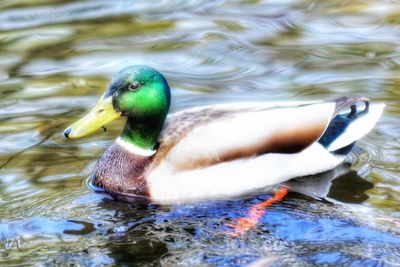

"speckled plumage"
[92,142,153,199]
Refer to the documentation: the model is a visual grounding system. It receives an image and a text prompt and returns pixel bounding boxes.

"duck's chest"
[92,142,154,199]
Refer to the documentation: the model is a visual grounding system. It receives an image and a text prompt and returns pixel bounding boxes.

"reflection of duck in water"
[64,65,384,204]
[227,164,375,235]
[285,163,374,204]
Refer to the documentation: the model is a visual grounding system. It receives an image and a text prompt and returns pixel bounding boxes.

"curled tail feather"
[318,97,384,154]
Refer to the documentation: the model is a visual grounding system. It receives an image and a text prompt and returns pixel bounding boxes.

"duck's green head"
[64,65,171,149]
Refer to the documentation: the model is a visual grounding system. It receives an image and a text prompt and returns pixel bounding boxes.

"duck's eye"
[128,82,141,91]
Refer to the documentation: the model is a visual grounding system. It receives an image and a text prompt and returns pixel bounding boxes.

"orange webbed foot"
[225,187,289,236]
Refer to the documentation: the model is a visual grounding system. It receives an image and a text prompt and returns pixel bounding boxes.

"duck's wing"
[154,99,340,170]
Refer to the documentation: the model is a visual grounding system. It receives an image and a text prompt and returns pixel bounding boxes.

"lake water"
[1,0,400,266]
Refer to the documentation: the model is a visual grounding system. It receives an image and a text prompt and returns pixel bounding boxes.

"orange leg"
[226,187,289,236]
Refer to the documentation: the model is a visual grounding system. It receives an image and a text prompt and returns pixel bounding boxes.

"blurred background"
[0,0,399,266]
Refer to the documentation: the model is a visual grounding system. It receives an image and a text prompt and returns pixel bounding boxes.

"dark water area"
[0,0,400,266]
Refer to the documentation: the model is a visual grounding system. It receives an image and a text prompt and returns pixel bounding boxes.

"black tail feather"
[318,97,370,151]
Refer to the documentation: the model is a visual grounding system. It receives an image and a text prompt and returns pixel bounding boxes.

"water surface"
[1,0,400,266]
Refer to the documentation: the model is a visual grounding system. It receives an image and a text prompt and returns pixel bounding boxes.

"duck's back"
[147,97,384,204]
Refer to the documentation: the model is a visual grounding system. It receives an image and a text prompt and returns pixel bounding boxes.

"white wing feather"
[165,102,335,168]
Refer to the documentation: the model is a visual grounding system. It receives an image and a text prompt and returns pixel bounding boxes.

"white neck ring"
[116,137,156,157]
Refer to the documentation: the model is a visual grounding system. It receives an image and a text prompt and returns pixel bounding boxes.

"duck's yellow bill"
[64,95,121,139]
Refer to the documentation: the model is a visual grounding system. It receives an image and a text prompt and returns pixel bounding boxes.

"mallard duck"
[64,65,385,204]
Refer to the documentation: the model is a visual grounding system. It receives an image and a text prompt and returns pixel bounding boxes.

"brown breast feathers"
[92,142,154,200]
